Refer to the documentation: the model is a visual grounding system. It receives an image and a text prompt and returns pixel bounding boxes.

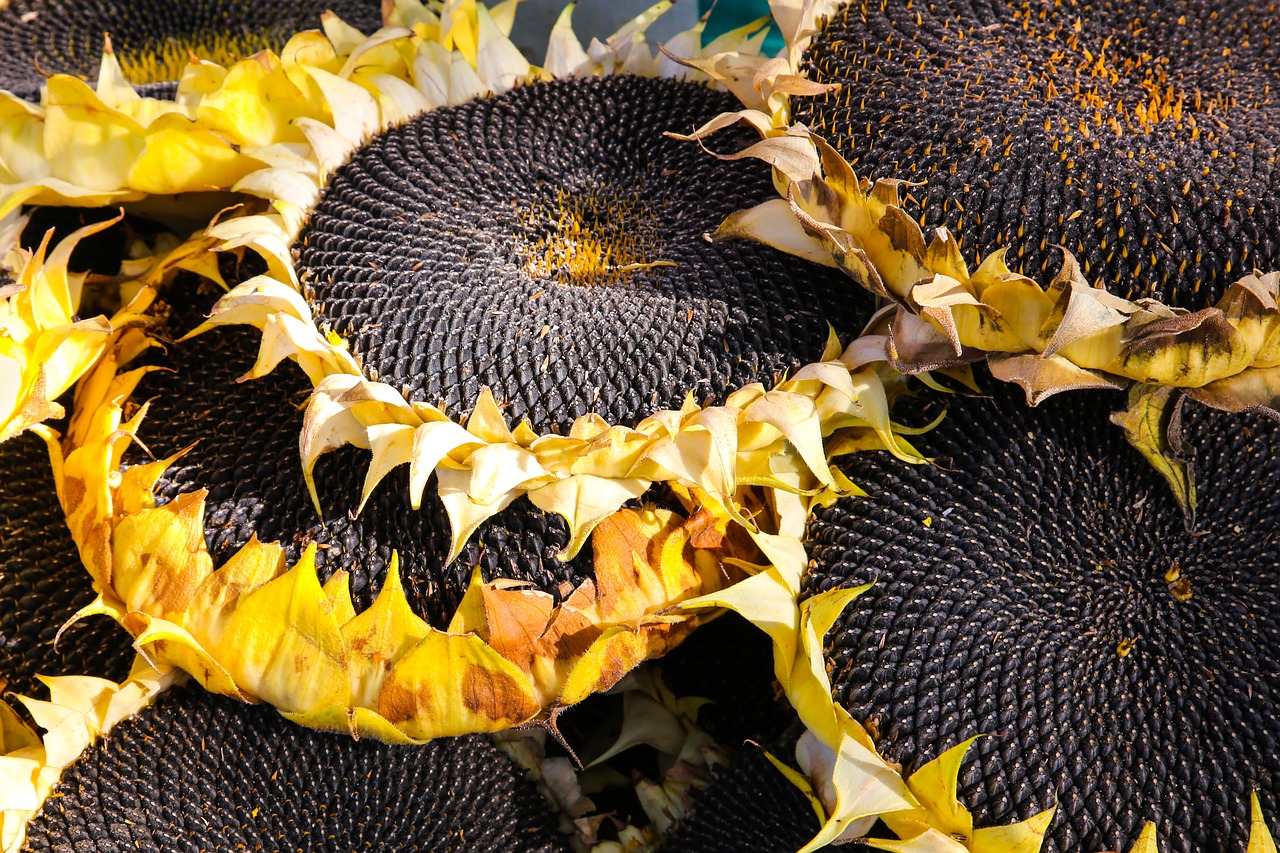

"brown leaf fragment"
[989,352,1127,406]
[887,309,985,373]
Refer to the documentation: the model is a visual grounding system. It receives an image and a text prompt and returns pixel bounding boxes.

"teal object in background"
[698,0,783,54]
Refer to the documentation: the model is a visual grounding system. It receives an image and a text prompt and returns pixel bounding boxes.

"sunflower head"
[797,0,1280,306]
[673,0,1280,511]
[51,6,925,746]
[804,378,1280,851]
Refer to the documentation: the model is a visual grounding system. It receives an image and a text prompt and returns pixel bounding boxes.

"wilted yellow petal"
[380,631,541,737]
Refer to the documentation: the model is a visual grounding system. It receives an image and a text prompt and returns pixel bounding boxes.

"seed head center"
[523,189,671,288]
[117,30,279,84]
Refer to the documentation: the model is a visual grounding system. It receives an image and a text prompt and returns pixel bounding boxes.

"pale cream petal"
[716,198,836,266]
[545,4,592,78]
[474,1,531,91]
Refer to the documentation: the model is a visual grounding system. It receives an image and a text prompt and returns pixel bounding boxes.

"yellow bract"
[0,214,219,442]
[0,657,177,853]
[56,346,763,741]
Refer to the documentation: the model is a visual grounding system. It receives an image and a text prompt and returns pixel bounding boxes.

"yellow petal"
[1250,794,1278,853]
[1126,823,1161,853]
[213,546,350,713]
[340,554,432,708]
[971,805,1055,852]
[379,632,541,738]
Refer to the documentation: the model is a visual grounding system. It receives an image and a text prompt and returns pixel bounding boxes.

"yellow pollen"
[522,189,673,288]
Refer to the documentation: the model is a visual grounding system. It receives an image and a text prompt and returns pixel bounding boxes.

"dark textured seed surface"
[804,381,1280,852]
[796,0,1280,306]
[666,727,819,853]
[125,280,596,629]
[0,0,382,100]
[657,612,794,748]
[23,684,568,853]
[297,74,869,434]
[0,429,134,704]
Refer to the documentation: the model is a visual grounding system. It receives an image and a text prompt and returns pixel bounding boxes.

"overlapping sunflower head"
[682,0,1280,513]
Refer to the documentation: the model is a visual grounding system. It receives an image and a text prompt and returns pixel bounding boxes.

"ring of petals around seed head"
[57,267,876,745]
[297,74,868,433]
[198,23,925,569]
[0,9,409,216]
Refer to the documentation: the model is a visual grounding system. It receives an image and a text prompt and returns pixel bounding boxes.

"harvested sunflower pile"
[0,1,1275,852]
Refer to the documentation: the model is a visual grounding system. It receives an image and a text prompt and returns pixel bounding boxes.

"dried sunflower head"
[54,2,926,747]
[15,682,567,853]
[675,0,1280,511]
[796,379,1279,851]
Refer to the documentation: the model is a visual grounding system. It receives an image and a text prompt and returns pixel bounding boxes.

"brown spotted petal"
[1039,258,1134,356]
[787,190,893,302]
[1231,271,1280,313]
[1219,274,1280,367]
[909,274,1029,357]
[1113,308,1254,387]
[56,354,755,743]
